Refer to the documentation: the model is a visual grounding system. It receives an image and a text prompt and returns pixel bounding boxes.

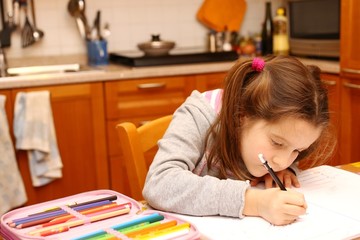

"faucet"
[0,48,7,77]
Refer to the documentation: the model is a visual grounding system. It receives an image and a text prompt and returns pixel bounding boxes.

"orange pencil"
[40,226,69,237]
[41,202,125,227]
[29,207,131,236]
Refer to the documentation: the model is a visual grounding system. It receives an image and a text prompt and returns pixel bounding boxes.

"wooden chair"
[116,115,173,200]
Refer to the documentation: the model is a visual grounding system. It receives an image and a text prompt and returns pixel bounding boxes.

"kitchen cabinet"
[194,72,227,91]
[320,73,341,166]
[9,83,109,205]
[339,0,360,165]
[105,75,197,197]
[340,0,360,73]
[105,73,228,198]
[0,90,12,122]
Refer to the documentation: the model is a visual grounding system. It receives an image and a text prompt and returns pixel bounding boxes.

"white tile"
[6,0,283,59]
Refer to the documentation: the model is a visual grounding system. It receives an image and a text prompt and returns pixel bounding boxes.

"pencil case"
[0,189,201,240]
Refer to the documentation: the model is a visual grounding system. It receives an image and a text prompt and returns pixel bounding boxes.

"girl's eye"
[271,139,283,147]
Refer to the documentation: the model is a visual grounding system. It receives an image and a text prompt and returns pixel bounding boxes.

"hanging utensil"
[20,0,35,48]
[67,0,90,40]
[0,0,12,47]
[29,0,43,41]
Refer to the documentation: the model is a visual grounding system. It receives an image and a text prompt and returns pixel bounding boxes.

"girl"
[143,55,336,226]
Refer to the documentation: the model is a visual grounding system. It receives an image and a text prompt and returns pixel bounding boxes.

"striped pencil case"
[0,189,200,240]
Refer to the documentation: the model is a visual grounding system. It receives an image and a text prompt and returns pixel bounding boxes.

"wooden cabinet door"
[340,0,360,72]
[195,72,227,92]
[0,90,12,122]
[340,77,360,165]
[321,73,341,166]
[11,83,108,205]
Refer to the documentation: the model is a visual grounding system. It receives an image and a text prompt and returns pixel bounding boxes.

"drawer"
[105,76,195,119]
[195,72,227,92]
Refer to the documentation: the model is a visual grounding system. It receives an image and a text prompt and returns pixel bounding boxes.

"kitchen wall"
[5,0,284,60]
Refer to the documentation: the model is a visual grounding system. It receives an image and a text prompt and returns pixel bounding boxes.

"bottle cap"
[277,8,285,16]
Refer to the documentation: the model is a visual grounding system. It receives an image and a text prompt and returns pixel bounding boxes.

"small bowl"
[138,35,175,57]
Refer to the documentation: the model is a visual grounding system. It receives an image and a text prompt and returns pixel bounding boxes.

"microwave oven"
[287,0,340,58]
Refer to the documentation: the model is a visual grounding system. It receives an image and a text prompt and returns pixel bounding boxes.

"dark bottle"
[261,2,273,55]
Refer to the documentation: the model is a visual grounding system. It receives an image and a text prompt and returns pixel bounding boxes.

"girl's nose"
[271,152,298,171]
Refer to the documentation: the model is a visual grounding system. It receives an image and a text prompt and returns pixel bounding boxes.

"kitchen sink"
[6,63,102,76]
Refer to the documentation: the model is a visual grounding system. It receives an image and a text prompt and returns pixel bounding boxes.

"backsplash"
[5,0,283,60]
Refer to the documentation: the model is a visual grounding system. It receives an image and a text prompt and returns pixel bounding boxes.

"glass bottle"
[261,1,273,56]
[273,7,289,55]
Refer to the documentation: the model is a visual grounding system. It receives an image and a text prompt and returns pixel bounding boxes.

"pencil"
[29,206,131,236]
[27,195,118,217]
[42,202,129,227]
[258,153,287,191]
[135,222,191,240]
[73,213,165,240]
[126,220,177,238]
[14,200,114,228]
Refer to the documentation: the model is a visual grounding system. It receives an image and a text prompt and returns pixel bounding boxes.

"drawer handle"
[321,80,336,86]
[137,82,166,90]
[342,68,360,75]
[343,82,360,89]
[139,120,149,126]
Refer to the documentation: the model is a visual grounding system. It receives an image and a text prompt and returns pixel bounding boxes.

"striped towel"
[0,95,27,215]
[14,91,63,187]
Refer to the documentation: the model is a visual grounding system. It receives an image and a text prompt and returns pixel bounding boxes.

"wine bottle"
[261,1,273,56]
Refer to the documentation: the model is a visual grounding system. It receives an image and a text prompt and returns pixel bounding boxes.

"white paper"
[179,165,360,240]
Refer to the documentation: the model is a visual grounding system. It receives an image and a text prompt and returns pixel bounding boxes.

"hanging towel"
[0,95,28,215]
[14,91,63,187]
[197,0,247,32]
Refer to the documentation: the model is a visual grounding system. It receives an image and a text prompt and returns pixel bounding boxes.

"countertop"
[0,54,340,90]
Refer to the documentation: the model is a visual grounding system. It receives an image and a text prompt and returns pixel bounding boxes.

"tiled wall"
[5,0,283,60]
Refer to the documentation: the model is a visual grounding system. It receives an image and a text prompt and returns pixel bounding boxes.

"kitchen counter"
[0,54,340,90]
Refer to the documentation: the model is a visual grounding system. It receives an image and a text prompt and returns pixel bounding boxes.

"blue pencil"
[72,213,165,240]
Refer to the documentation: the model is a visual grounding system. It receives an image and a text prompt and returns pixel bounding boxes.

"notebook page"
[296,165,360,221]
[178,165,360,240]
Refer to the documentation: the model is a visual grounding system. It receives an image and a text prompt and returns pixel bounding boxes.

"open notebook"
[180,165,360,240]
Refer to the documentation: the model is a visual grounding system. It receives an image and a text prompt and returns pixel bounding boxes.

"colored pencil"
[72,213,165,240]
[29,206,131,236]
[41,202,130,227]
[126,220,177,238]
[14,200,114,228]
[40,226,69,237]
[28,195,117,216]
[135,222,190,240]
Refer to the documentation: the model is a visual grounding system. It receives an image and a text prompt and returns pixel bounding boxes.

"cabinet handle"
[137,82,166,90]
[321,80,336,86]
[139,120,149,126]
[343,82,360,89]
[342,68,360,75]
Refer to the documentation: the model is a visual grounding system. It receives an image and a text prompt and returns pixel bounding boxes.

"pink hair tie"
[252,57,265,72]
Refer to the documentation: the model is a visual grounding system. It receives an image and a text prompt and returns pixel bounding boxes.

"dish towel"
[197,0,247,32]
[13,91,63,187]
[0,95,27,215]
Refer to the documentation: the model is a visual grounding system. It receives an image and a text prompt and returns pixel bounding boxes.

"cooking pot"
[137,35,175,56]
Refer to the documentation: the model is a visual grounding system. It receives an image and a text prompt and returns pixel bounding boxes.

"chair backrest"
[116,115,173,200]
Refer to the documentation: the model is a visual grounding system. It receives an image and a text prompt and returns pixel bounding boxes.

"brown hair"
[205,55,336,180]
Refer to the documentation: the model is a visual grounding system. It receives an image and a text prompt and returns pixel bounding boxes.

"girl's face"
[240,117,322,177]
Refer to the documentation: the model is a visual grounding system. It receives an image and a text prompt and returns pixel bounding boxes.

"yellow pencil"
[134,222,190,240]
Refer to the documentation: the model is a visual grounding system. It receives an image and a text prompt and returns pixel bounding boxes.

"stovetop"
[109,48,239,67]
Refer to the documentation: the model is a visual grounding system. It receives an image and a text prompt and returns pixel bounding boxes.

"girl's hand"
[244,188,308,226]
[251,168,300,188]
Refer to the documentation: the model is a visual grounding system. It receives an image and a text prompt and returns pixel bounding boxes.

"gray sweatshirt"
[143,90,249,218]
